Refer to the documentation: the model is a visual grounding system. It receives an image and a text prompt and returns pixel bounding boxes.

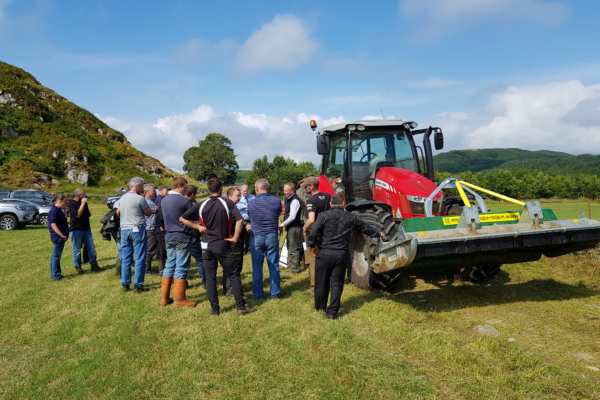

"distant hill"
[0,61,200,190]
[433,148,600,176]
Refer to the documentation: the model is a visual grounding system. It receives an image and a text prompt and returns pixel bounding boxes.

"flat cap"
[301,176,319,187]
[158,185,169,190]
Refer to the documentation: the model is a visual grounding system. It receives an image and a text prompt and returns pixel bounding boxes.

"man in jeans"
[280,182,303,274]
[180,177,256,315]
[118,177,152,292]
[160,177,197,307]
[48,194,69,281]
[67,188,103,274]
[247,178,282,300]
[143,183,159,276]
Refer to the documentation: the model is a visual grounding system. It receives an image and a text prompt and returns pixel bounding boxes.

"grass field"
[1,202,599,399]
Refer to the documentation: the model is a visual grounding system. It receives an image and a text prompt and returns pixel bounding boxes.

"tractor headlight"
[407,195,426,202]
[348,125,356,131]
[411,122,418,128]
[357,125,365,131]
[403,123,411,130]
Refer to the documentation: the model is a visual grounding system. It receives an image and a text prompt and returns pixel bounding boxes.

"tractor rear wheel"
[350,207,398,290]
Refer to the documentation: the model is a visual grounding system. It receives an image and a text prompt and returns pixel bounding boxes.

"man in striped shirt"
[247,178,282,300]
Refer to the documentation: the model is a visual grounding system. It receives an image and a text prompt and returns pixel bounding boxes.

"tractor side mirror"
[317,135,330,155]
[434,131,444,150]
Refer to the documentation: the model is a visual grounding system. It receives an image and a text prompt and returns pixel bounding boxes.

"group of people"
[48,175,385,319]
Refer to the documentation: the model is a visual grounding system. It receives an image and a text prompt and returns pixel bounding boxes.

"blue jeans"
[121,228,148,286]
[50,238,66,281]
[190,239,205,281]
[70,229,97,266]
[164,238,192,280]
[250,233,281,299]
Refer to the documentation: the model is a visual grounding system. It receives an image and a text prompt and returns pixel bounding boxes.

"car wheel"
[0,215,18,231]
[39,214,49,225]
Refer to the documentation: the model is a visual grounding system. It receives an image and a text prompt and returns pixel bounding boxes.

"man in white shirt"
[279,182,303,274]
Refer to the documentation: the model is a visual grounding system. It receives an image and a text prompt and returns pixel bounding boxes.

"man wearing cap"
[144,183,159,275]
[302,176,331,297]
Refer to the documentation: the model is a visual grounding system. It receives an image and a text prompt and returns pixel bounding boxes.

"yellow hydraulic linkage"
[457,181,525,206]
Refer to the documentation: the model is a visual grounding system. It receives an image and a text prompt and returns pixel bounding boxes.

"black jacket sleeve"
[306,212,325,248]
[353,215,381,238]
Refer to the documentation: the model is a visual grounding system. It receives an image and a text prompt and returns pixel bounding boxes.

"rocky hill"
[0,61,196,190]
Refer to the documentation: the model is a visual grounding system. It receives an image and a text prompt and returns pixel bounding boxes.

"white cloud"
[399,0,569,40]
[99,106,344,170]
[173,38,236,66]
[94,113,133,132]
[237,14,318,73]
[407,77,464,88]
[421,80,600,154]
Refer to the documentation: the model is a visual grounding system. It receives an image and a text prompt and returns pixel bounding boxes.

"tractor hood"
[376,167,439,198]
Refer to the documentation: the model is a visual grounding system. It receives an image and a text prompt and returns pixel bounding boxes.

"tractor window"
[350,130,419,201]
[323,136,346,178]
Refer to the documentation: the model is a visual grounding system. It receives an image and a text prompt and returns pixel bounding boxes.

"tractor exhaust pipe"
[422,126,435,182]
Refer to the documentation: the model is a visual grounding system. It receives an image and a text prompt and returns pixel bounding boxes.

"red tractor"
[309,119,600,291]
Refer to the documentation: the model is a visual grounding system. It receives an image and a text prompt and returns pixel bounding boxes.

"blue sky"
[1,0,600,169]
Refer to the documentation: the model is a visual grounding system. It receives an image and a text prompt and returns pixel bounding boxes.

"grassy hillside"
[434,148,600,176]
[0,61,202,190]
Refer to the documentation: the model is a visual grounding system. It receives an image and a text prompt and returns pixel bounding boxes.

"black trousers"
[243,221,251,253]
[203,242,246,312]
[314,249,349,316]
[224,235,244,294]
[146,229,157,262]
[156,234,167,261]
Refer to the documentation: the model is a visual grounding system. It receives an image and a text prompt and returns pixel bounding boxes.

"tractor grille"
[409,200,446,215]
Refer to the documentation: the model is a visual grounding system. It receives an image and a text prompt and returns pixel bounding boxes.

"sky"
[1,0,600,170]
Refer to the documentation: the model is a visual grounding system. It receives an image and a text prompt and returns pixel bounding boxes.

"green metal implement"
[371,180,600,275]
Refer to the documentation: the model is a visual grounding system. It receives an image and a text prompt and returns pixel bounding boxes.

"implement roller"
[308,118,600,290]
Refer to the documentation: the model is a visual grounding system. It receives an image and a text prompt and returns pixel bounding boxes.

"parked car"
[0,198,37,230]
[105,189,126,209]
[2,199,51,225]
[0,189,54,207]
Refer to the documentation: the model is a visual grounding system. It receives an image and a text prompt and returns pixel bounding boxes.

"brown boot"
[75,266,84,274]
[115,258,122,276]
[173,279,197,308]
[160,277,174,306]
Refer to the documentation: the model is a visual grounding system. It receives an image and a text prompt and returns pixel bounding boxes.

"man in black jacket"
[307,193,384,319]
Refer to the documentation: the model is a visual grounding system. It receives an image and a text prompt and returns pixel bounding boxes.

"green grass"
[1,203,599,399]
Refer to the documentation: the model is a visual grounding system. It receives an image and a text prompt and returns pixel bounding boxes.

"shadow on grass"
[339,278,599,317]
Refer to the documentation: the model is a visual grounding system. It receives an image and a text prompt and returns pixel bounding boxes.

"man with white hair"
[118,177,152,292]
[247,178,282,300]
[237,184,254,255]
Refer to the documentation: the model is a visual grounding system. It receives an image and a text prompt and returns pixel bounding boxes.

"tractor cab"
[314,119,444,218]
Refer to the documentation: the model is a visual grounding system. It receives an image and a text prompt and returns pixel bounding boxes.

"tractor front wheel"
[349,207,398,290]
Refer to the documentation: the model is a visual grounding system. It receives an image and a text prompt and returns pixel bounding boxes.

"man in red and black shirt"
[180,178,257,316]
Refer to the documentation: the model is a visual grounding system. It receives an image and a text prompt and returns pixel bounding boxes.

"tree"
[183,133,238,184]
[244,155,319,195]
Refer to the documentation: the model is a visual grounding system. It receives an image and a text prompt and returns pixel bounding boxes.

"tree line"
[436,169,600,200]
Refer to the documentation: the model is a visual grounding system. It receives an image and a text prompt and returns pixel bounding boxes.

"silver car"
[2,199,51,225]
[0,198,37,230]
